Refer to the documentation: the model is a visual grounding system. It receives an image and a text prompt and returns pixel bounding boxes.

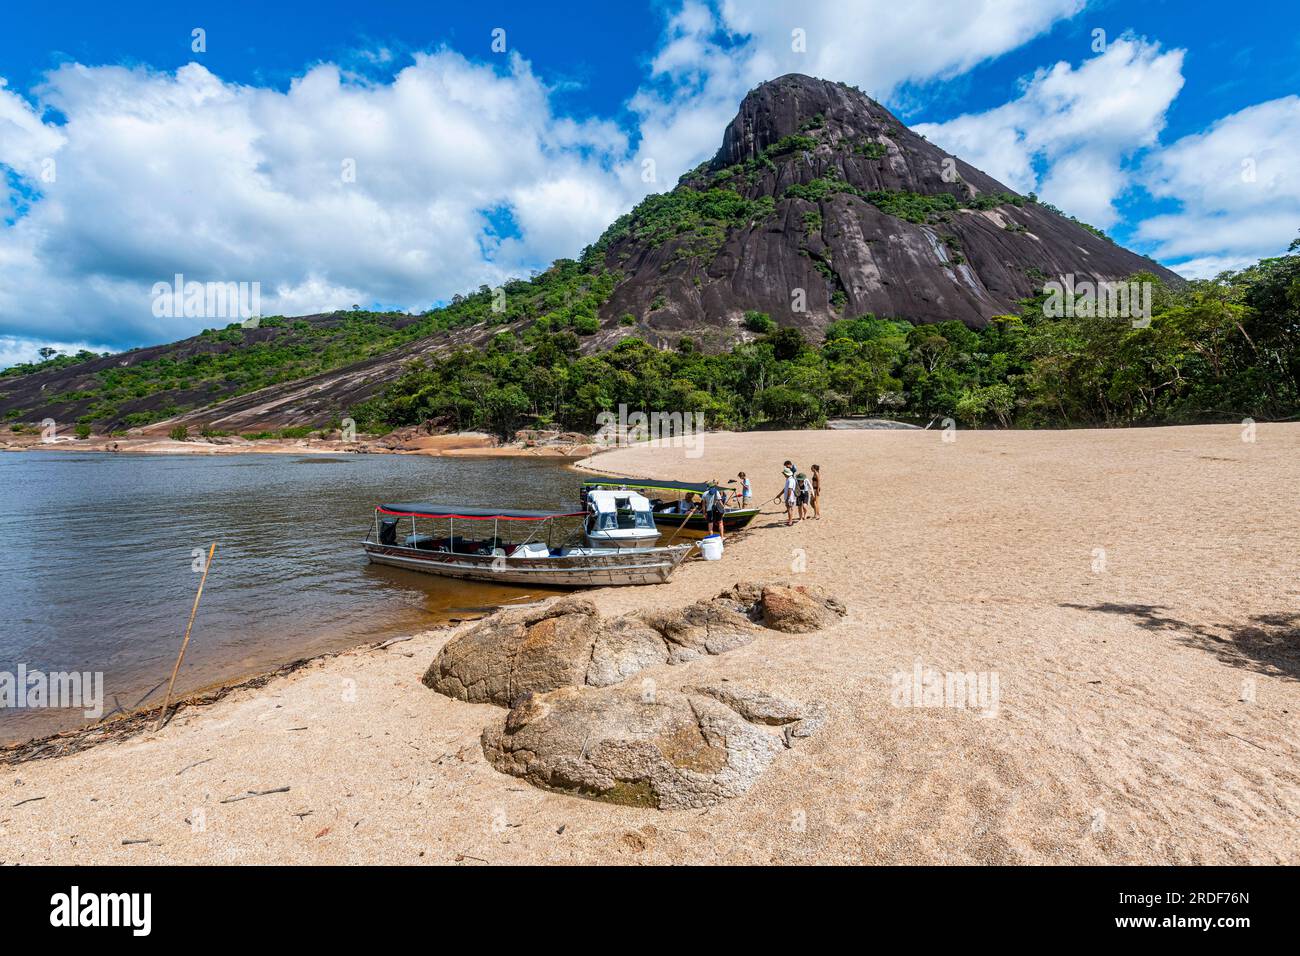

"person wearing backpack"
[702,481,727,540]
[795,471,813,521]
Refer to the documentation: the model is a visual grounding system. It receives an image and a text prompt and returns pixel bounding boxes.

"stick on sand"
[664,505,700,547]
[155,542,216,731]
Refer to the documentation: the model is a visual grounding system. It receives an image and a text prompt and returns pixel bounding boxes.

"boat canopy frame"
[580,478,717,496]
[377,504,584,521]
[372,503,585,555]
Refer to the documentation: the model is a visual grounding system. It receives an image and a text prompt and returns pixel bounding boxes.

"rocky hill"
[1,73,1182,434]
[590,73,1180,345]
[0,310,515,435]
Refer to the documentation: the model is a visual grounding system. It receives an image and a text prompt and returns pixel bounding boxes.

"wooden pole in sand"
[155,542,216,730]
[664,505,700,547]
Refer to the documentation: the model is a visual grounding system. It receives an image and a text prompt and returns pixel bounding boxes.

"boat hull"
[583,529,662,550]
[363,541,693,587]
[652,507,759,533]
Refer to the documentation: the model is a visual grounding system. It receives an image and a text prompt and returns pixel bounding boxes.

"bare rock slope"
[598,73,1181,343]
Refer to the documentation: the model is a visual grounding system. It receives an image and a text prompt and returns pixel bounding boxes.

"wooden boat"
[362,503,693,587]
[581,478,760,533]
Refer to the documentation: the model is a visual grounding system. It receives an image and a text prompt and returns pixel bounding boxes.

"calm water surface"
[0,452,580,743]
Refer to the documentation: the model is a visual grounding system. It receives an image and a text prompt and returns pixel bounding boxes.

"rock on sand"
[422,582,847,706]
[481,683,823,809]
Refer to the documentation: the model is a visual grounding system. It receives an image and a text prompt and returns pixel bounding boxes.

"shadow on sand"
[1061,602,1300,682]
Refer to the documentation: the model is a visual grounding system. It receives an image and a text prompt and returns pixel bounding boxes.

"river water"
[0,452,581,743]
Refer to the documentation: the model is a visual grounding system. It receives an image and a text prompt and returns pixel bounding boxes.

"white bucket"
[699,534,724,561]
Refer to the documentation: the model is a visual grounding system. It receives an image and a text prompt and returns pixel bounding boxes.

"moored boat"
[582,488,661,550]
[581,478,760,533]
[362,503,692,587]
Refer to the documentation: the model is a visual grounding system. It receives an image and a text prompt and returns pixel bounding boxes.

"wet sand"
[1,423,1297,864]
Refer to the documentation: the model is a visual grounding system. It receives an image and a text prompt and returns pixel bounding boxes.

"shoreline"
[2,423,1296,864]
[0,444,589,748]
[0,449,665,757]
[0,628,458,765]
[0,432,595,458]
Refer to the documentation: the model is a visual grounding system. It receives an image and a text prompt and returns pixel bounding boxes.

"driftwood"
[156,542,217,730]
[220,786,290,804]
[1,656,318,765]
[1,608,459,767]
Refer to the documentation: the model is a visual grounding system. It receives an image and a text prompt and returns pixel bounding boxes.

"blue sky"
[1,0,1297,365]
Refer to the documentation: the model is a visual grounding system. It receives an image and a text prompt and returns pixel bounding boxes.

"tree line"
[352,236,1299,438]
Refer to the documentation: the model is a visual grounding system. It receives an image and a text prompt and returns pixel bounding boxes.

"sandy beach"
[2,423,1297,865]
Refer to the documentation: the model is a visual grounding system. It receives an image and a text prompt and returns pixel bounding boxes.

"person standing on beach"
[703,482,727,540]
[780,467,798,526]
[738,471,752,506]
[811,463,822,519]
[795,471,812,521]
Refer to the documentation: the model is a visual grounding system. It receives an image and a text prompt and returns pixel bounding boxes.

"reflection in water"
[0,452,580,743]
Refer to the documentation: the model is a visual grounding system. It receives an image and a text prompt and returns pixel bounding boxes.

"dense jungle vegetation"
[351,235,1300,438]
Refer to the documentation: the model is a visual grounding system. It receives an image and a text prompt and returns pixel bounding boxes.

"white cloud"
[630,0,1086,184]
[0,77,66,222]
[718,0,1086,92]
[0,78,65,172]
[1157,254,1263,280]
[914,37,1185,227]
[0,335,110,370]
[1136,96,1300,277]
[0,52,642,356]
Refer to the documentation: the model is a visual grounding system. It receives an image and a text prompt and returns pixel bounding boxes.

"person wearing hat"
[702,480,727,540]
[779,466,798,526]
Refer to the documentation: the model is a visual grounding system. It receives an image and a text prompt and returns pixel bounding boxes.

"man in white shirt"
[781,468,798,526]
